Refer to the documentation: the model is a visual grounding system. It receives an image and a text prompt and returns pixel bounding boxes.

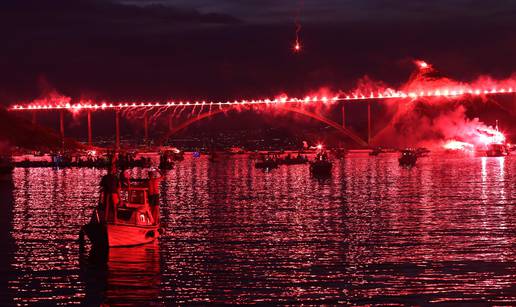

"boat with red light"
[81,180,160,248]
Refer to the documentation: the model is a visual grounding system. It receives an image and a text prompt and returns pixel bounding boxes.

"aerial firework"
[293,0,303,53]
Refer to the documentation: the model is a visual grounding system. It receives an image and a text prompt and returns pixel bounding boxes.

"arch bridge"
[11,101,374,148]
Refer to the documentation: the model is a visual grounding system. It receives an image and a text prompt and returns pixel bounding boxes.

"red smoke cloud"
[372,61,513,148]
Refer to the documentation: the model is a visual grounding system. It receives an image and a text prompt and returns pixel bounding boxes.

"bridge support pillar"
[144,114,149,144]
[32,111,37,125]
[115,110,120,150]
[87,110,92,147]
[59,110,65,150]
[341,105,346,128]
[367,102,372,145]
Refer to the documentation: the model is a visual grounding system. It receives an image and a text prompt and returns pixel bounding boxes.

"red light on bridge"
[8,82,516,112]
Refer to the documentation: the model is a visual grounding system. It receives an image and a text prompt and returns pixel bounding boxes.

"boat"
[310,152,332,175]
[227,147,246,155]
[171,150,185,161]
[369,147,383,156]
[159,151,174,170]
[399,149,417,166]
[485,143,509,157]
[81,181,160,248]
[278,153,308,165]
[255,154,279,170]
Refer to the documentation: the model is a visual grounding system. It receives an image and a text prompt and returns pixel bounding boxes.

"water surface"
[2,153,516,305]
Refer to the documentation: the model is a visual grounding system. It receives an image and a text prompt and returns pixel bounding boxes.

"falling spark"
[293,0,303,53]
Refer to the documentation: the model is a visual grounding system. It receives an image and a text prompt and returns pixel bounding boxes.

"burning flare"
[443,140,474,151]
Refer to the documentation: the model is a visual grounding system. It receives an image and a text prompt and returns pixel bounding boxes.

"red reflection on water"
[5,154,516,305]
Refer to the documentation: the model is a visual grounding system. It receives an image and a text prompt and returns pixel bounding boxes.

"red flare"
[415,60,431,70]
[293,42,301,52]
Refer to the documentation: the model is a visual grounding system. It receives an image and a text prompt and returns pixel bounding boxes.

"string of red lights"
[9,86,515,112]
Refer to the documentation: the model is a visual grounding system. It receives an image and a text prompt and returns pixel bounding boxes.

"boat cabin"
[83,179,160,248]
[117,187,155,226]
[98,182,157,227]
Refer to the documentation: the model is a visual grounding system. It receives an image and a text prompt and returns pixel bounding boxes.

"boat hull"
[108,224,159,247]
[84,223,159,248]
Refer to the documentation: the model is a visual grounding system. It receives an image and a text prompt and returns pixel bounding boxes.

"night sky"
[2,0,516,103]
[1,0,516,142]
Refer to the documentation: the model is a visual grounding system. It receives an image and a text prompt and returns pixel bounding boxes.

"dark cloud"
[119,0,516,23]
[0,0,240,26]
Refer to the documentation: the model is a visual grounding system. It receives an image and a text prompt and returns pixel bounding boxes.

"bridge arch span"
[158,105,367,146]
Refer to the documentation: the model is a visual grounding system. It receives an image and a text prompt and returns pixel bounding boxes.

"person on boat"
[100,165,121,221]
[120,168,130,188]
[148,168,162,223]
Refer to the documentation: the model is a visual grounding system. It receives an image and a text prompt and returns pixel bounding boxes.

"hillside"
[0,108,81,151]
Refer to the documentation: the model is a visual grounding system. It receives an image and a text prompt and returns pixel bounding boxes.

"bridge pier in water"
[341,105,346,128]
[144,114,149,144]
[367,102,372,145]
[59,110,65,150]
[115,110,120,150]
[87,110,92,147]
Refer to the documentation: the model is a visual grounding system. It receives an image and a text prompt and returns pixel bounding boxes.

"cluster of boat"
[252,147,427,171]
[254,153,309,169]
[4,149,185,170]
[254,151,333,176]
